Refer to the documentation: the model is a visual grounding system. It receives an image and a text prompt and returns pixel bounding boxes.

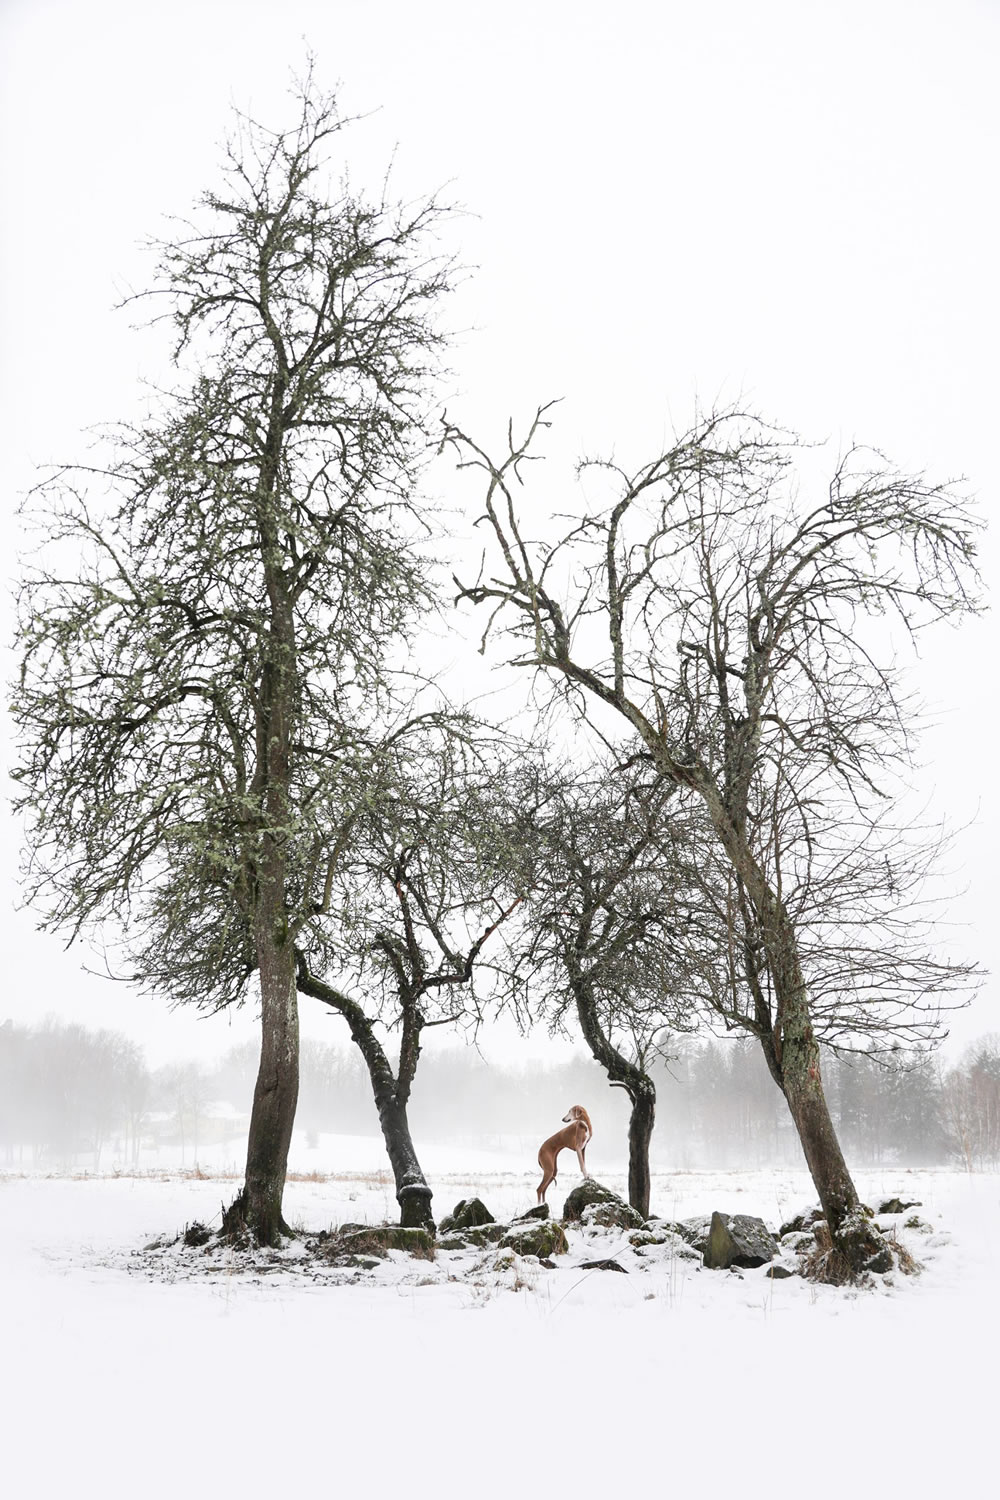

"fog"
[4,1018,997,1175]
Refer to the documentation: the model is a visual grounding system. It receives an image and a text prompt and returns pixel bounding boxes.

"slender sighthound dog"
[536,1105,593,1203]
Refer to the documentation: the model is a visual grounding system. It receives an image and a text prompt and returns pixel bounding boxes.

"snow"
[2,1153,996,1498]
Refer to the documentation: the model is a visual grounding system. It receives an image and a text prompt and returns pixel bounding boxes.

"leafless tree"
[13,73,455,1244]
[445,405,982,1270]
[294,726,526,1227]
[515,756,711,1216]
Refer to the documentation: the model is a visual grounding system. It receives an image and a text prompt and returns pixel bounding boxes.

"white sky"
[1,0,997,1064]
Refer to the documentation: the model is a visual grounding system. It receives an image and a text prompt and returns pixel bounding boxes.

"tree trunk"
[569,966,657,1216]
[223,928,300,1246]
[698,780,878,1267]
[224,569,301,1246]
[765,921,885,1271]
[295,960,435,1229]
[627,1087,655,1220]
[376,1095,435,1229]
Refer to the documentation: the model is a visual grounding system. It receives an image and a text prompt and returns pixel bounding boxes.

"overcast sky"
[1,0,997,1064]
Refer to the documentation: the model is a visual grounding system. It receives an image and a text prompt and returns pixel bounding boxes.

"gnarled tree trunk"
[570,967,657,1218]
[295,959,435,1229]
[223,928,300,1245]
[625,1085,656,1221]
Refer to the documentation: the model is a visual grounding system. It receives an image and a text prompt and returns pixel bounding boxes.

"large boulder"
[703,1211,777,1270]
[502,1221,569,1257]
[561,1180,645,1230]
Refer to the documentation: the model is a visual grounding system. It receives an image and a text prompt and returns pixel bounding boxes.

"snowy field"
[2,1139,997,1499]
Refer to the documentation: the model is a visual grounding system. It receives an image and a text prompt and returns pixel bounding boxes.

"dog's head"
[562,1105,587,1124]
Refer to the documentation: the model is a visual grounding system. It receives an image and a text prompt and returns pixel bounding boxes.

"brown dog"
[536,1105,593,1203]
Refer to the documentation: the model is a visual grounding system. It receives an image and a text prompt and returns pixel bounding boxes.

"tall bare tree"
[447,406,982,1271]
[13,75,454,1244]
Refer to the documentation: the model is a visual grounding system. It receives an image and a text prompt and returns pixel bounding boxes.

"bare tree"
[295,725,525,1226]
[517,757,708,1216]
[13,74,454,1244]
[446,405,982,1270]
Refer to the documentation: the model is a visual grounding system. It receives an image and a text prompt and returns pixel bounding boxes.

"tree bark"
[768,929,863,1230]
[694,774,877,1260]
[569,967,657,1217]
[222,899,300,1246]
[225,438,303,1245]
[626,1087,656,1221]
[295,958,435,1229]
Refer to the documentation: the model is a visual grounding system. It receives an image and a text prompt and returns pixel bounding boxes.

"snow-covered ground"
[2,1141,996,1499]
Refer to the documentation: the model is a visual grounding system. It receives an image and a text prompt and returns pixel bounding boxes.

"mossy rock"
[778,1207,825,1237]
[629,1230,669,1248]
[502,1221,569,1257]
[463,1222,506,1248]
[562,1180,644,1230]
[584,1201,646,1231]
[837,1206,889,1275]
[438,1197,495,1234]
[436,1233,470,1251]
[337,1226,435,1260]
[673,1215,713,1252]
[780,1230,814,1254]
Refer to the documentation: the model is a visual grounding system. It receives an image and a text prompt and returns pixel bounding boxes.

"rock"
[438,1197,495,1233]
[629,1230,669,1248]
[674,1215,713,1252]
[766,1264,796,1279]
[462,1222,506,1248]
[778,1207,825,1237]
[435,1234,470,1251]
[878,1197,922,1215]
[501,1221,569,1258]
[836,1206,890,1275]
[583,1201,646,1231]
[335,1226,435,1260]
[703,1211,777,1270]
[578,1258,628,1273]
[780,1230,814,1253]
[562,1179,644,1229]
[539,1258,557,1270]
[512,1203,551,1222]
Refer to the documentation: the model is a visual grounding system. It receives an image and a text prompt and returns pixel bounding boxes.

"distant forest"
[2,1018,997,1174]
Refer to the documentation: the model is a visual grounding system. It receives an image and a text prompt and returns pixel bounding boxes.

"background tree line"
[4,1018,997,1174]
